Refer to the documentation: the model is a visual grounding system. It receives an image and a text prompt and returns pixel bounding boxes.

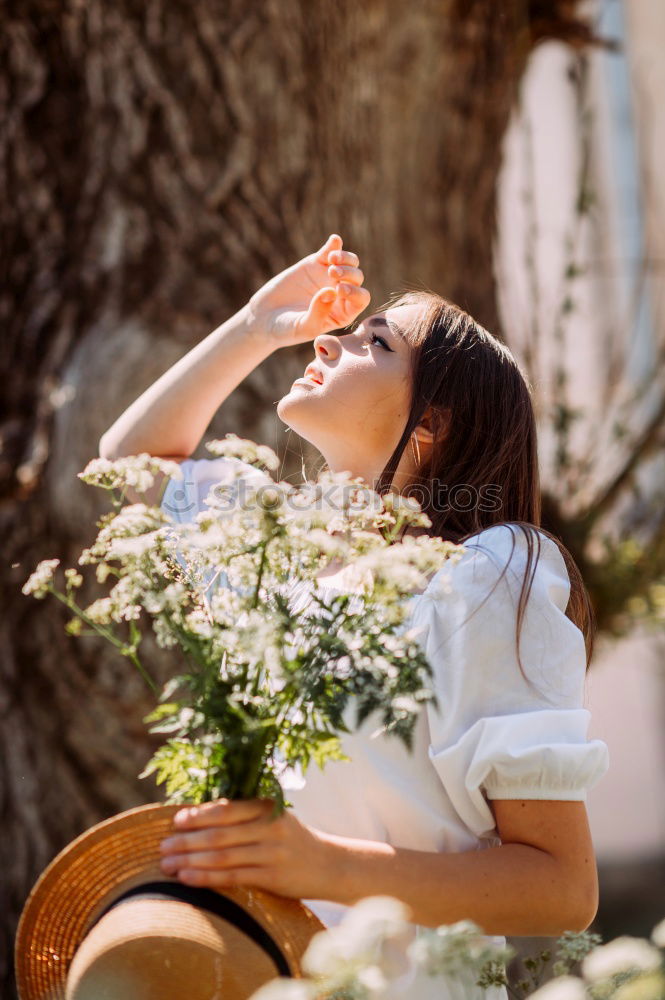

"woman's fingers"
[298,278,370,338]
[161,843,274,873]
[161,820,268,855]
[328,263,364,286]
[329,249,360,268]
[337,281,371,314]
[314,233,343,265]
[313,234,361,270]
[159,803,282,877]
[172,799,273,828]
[303,285,339,325]
[177,866,267,890]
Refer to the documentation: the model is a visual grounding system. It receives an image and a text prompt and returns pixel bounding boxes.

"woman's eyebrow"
[366,316,405,342]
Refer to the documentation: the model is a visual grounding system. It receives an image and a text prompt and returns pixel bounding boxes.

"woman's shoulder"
[419,522,571,615]
[413,523,587,709]
[462,522,564,566]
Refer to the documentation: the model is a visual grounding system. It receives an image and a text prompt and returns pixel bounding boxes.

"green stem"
[251,530,273,610]
[49,587,158,694]
[241,522,277,694]
[125,647,158,694]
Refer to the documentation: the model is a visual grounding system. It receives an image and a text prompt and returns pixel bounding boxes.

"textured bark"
[1,0,596,993]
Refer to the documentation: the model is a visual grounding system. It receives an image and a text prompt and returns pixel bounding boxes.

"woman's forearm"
[99,304,273,459]
[159,799,598,935]
[317,833,597,936]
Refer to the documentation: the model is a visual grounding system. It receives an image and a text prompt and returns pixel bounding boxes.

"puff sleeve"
[159,456,274,597]
[411,524,609,838]
[159,456,272,524]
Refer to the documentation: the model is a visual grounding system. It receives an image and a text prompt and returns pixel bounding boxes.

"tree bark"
[1,1,594,993]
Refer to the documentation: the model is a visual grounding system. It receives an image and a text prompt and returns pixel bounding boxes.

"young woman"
[100,234,609,993]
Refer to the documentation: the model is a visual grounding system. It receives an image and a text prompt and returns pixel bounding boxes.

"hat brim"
[15,802,325,1000]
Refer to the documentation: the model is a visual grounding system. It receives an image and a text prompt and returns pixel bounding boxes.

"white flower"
[297,528,349,558]
[205,434,280,471]
[22,559,60,598]
[184,606,213,638]
[208,586,244,622]
[64,568,83,588]
[222,609,282,671]
[106,533,160,560]
[125,468,153,493]
[390,695,420,714]
[102,504,166,538]
[409,920,509,978]
[357,964,389,994]
[651,917,665,949]
[95,562,112,583]
[247,979,316,1000]
[582,937,662,983]
[84,574,152,624]
[152,617,179,649]
[84,597,114,625]
[302,896,414,987]
[530,976,588,1000]
[78,454,183,492]
[357,961,417,999]
[381,491,422,513]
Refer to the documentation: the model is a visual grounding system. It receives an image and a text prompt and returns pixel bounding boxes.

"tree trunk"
[1,1,594,993]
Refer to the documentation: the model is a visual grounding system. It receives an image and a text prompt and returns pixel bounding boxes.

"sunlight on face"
[276,303,421,482]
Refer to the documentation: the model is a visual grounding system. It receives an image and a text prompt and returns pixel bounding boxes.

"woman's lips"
[291,376,320,387]
[303,365,324,384]
[292,367,323,387]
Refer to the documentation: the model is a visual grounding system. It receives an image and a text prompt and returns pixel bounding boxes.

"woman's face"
[276,302,422,490]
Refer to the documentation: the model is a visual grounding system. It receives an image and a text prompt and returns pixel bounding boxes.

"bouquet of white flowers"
[23,435,464,812]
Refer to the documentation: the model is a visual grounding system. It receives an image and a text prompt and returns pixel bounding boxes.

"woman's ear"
[412,407,434,447]
[413,406,449,447]
[413,423,433,447]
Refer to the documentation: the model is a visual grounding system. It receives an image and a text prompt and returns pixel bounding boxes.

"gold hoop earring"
[410,432,421,464]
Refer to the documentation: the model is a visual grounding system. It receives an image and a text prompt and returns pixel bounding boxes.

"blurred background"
[2,0,664,996]
[495,0,665,945]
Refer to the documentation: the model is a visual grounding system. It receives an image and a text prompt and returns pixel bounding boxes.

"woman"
[100,234,608,990]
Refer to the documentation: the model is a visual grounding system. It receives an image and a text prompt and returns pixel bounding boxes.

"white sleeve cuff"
[428,707,609,837]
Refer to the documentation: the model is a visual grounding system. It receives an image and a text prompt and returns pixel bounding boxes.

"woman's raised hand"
[247,234,371,349]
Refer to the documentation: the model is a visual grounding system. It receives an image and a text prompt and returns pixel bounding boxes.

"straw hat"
[15,802,326,1000]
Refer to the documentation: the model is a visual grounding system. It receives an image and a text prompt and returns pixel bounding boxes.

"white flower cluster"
[409,918,512,979]
[78,453,183,493]
[248,898,665,1000]
[24,440,466,805]
[580,934,662,984]
[652,918,665,949]
[205,434,280,471]
[303,896,417,995]
[529,978,587,1000]
[529,922,665,999]
[345,534,459,597]
[250,897,511,1000]
[22,559,60,599]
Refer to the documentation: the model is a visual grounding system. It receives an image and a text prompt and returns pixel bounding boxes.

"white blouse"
[160,456,609,1000]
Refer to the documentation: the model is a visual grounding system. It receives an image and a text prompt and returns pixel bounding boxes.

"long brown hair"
[372,290,596,672]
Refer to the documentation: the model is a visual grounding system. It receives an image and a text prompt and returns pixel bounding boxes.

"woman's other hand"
[247,233,371,350]
[159,798,337,900]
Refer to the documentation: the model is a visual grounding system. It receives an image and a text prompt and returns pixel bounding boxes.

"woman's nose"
[313,333,339,358]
